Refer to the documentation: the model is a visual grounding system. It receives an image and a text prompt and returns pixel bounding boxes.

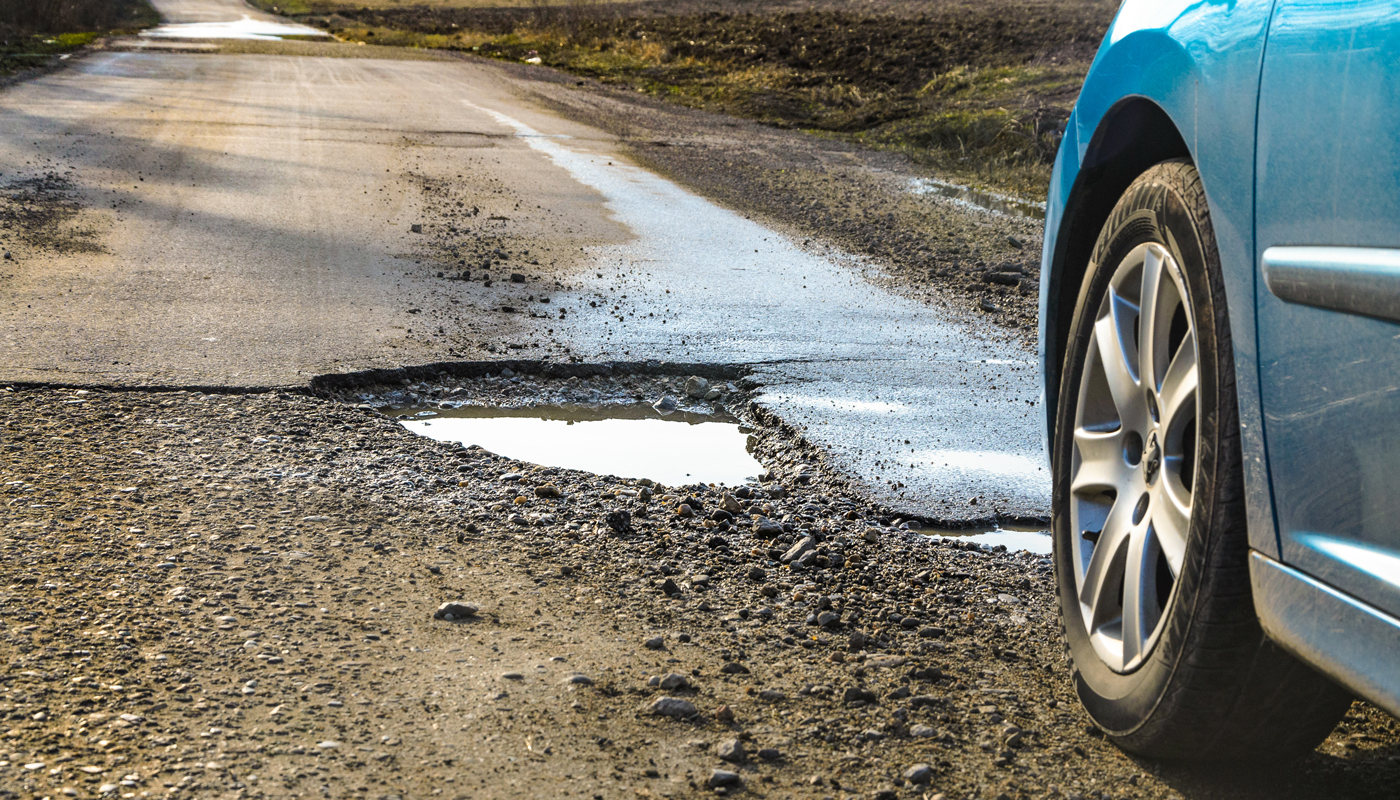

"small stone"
[757,689,785,702]
[535,484,563,498]
[843,686,877,704]
[510,273,526,283]
[863,528,881,543]
[910,724,937,738]
[644,636,666,650]
[817,611,840,627]
[316,741,340,749]
[434,601,479,620]
[676,503,696,518]
[648,697,698,718]
[658,673,689,691]
[708,769,741,789]
[904,764,934,784]
[98,784,118,794]
[715,739,746,763]
[757,747,781,761]
[564,675,594,686]
[720,661,749,675]
[753,516,784,538]
[653,395,679,412]
[660,578,681,596]
[685,376,710,398]
[501,672,524,681]
[714,704,735,722]
[746,566,766,581]
[720,493,742,514]
[410,223,422,233]
[781,536,815,564]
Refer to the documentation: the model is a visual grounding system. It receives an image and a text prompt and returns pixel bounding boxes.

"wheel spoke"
[1079,494,1134,630]
[1119,523,1154,667]
[1159,329,1198,428]
[1151,481,1190,576]
[1092,291,1142,426]
[1071,428,1129,494]
[1138,245,1166,390]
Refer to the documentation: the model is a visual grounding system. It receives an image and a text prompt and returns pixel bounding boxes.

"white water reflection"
[142,16,329,40]
[908,177,1045,220]
[919,449,1047,482]
[397,406,762,487]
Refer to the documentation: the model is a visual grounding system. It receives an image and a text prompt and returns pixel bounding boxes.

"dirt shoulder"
[4,385,1398,800]
[487,62,1046,341]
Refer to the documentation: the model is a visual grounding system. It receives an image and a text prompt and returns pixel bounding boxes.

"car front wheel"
[1052,160,1352,759]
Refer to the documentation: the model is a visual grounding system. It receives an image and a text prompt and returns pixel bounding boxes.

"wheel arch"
[1042,97,1192,447]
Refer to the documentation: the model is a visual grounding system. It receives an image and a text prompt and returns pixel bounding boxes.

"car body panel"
[1039,0,1280,558]
[1251,552,1400,717]
[1254,0,1400,620]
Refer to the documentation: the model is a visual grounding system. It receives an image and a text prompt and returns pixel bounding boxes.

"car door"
[1255,0,1400,617]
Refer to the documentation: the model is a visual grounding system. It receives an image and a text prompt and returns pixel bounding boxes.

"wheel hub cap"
[1143,431,1161,484]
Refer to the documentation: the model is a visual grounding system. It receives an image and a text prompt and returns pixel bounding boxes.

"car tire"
[1051,160,1353,759]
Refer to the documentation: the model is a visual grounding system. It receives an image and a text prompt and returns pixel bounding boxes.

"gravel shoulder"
[4,385,1399,800]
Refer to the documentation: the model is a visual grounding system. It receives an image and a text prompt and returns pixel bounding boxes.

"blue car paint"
[1041,0,1400,716]
[1255,1,1400,621]
[1039,0,1280,559]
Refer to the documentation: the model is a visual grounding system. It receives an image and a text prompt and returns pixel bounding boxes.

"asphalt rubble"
[4,380,1399,800]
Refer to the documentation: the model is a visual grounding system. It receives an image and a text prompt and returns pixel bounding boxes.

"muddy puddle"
[390,403,763,486]
[908,177,1045,220]
[922,524,1051,555]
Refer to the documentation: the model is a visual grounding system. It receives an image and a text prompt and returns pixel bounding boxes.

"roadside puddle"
[923,524,1052,555]
[141,16,330,41]
[390,403,763,486]
[909,177,1045,220]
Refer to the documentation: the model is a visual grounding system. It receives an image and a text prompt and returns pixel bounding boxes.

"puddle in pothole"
[391,403,763,486]
[909,177,1046,220]
[923,524,1052,555]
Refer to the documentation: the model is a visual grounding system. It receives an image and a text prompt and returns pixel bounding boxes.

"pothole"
[387,403,763,487]
[920,523,1051,555]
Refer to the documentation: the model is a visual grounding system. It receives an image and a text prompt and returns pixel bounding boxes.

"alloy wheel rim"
[1070,242,1200,673]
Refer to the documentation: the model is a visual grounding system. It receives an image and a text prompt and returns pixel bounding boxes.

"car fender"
[1040,0,1280,559]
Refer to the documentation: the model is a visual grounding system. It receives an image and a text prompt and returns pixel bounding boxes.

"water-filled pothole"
[922,523,1051,554]
[390,403,764,486]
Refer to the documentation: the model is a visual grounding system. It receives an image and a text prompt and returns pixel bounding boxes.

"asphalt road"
[0,0,1048,523]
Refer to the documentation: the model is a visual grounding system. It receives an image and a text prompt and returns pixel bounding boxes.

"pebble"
[910,724,936,738]
[659,673,690,690]
[653,395,679,412]
[746,566,766,581]
[316,741,340,749]
[780,536,814,564]
[535,484,563,498]
[564,675,594,686]
[756,747,781,761]
[684,376,710,398]
[904,763,934,784]
[753,517,783,537]
[707,769,742,789]
[715,738,746,763]
[501,672,524,681]
[648,697,698,718]
[644,636,666,650]
[434,601,479,621]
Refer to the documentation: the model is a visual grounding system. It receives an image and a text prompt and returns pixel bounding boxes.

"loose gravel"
[4,385,1399,800]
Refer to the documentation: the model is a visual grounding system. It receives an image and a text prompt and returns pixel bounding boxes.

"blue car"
[1039,0,1400,758]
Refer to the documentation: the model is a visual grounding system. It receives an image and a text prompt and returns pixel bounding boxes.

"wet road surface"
[0,0,1048,523]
